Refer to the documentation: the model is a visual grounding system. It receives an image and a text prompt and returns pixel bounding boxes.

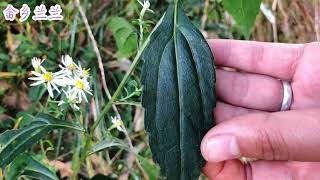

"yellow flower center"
[84,69,90,76]
[67,64,76,71]
[114,120,123,127]
[75,80,85,90]
[43,72,53,82]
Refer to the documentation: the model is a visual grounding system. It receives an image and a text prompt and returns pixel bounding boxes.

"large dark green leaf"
[141,1,216,180]
[7,153,58,180]
[0,113,84,168]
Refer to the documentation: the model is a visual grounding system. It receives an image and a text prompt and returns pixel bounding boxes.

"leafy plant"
[0,113,84,168]
[7,153,58,180]
[141,1,216,179]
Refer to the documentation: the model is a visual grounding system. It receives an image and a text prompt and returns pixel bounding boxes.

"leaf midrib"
[173,1,183,177]
[0,123,45,154]
[24,168,55,180]
[0,121,83,166]
[0,122,83,152]
[1,127,50,166]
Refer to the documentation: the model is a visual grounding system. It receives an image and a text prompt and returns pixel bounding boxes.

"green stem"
[0,168,3,180]
[55,129,63,159]
[40,140,46,157]
[71,134,81,180]
[139,18,144,48]
[71,110,85,180]
[114,101,142,107]
[55,113,66,159]
[118,91,139,102]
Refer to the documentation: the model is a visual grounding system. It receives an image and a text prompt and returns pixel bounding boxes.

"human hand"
[201,40,320,179]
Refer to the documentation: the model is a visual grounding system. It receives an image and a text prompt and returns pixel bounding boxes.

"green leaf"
[7,153,58,180]
[0,106,5,114]
[141,1,216,180]
[0,113,84,168]
[138,156,160,180]
[222,0,262,37]
[88,137,129,155]
[107,17,138,58]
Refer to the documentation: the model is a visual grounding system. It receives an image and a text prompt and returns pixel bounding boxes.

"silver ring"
[280,81,293,111]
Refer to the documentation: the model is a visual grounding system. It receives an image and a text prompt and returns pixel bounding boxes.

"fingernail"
[203,135,240,162]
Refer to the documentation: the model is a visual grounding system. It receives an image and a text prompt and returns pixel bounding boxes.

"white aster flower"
[138,0,150,17]
[60,54,77,73]
[58,89,80,110]
[32,57,45,73]
[28,66,68,98]
[67,77,92,103]
[76,62,90,79]
[111,116,125,132]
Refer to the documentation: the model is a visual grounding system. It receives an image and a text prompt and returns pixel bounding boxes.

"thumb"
[201,109,320,162]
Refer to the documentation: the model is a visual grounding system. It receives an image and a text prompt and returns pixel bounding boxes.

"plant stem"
[40,140,46,157]
[55,113,66,159]
[55,129,63,159]
[114,101,142,107]
[77,23,152,179]
[89,37,150,135]
[0,168,3,180]
[76,0,122,118]
[71,134,81,180]
[118,91,139,102]
[86,158,95,178]
[71,110,85,180]
[139,18,144,47]
[78,3,159,177]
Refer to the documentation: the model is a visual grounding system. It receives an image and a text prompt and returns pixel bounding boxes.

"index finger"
[208,39,305,80]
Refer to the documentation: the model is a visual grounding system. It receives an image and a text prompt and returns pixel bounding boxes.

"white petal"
[30,80,44,86]
[51,82,61,93]
[31,71,42,77]
[78,91,82,103]
[40,66,47,73]
[58,101,64,106]
[70,90,78,100]
[74,63,80,70]
[84,89,93,95]
[47,82,54,98]
[59,65,65,69]
[81,91,88,102]
[32,61,37,68]
[54,70,68,76]
[52,79,66,86]
[28,77,43,81]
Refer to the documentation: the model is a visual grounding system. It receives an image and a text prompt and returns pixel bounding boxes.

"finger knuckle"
[231,72,249,105]
[256,127,290,160]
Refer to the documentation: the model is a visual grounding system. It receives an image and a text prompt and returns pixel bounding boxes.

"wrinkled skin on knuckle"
[255,128,290,161]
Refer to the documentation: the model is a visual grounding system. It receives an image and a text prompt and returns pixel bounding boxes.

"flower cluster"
[29,55,92,110]
[138,0,151,17]
[111,116,125,132]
